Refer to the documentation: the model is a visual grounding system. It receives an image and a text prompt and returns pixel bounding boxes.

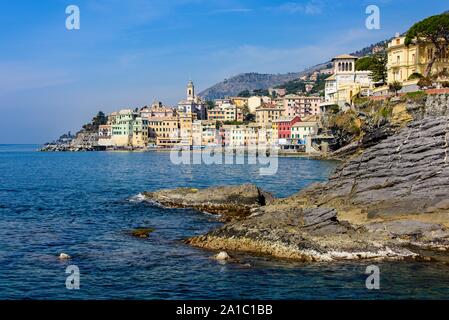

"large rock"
[186,98,449,261]
[147,96,449,262]
[186,206,419,262]
[304,116,449,220]
[142,184,273,221]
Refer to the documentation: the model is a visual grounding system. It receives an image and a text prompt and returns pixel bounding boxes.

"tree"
[245,113,255,122]
[241,104,250,117]
[389,81,403,96]
[240,104,255,122]
[238,90,251,97]
[405,14,449,77]
[370,53,388,84]
[355,56,376,71]
[279,79,306,94]
[417,77,432,89]
[408,72,424,80]
[206,100,215,110]
[92,111,107,128]
[253,89,269,96]
[354,54,387,83]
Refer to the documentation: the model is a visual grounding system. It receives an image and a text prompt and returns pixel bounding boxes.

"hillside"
[199,64,328,100]
[199,41,388,100]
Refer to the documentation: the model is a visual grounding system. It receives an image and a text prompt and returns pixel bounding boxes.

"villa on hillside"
[373,33,449,96]
[321,54,374,109]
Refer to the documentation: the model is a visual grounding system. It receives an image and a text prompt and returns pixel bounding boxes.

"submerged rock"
[142,184,273,221]
[215,251,231,261]
[131,228,155,238]
[59,253,71,260]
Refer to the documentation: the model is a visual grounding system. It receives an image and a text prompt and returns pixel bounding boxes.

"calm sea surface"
[0,144,448,299]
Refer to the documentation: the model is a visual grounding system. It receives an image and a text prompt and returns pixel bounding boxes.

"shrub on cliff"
[329,110,363,137]
[408,72,424,80]
[405,91,427,101]
[418,77,432,89]
[389,81,403,96]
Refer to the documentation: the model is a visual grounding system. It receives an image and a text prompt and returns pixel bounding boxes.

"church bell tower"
[187,80,195,101]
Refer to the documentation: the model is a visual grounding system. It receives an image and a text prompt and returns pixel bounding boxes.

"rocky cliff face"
[187,95,449,261]
[147,95,449,262]
[328,94,449,160]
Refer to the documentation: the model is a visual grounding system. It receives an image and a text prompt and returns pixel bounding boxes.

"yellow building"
[387,34,449,84]
[270,122,279,146]
[230,97,248,108]
[207,103,243,122]
[148,116,179,147]
[179,112,195,146]
[131,117,149,148]
[255,103,285,127]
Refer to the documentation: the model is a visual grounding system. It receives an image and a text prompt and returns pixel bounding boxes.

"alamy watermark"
[366,5,380,30]
[66,5,80,30]
[65,265,80,290]
[365,265,380,290]
[169,128,279,176]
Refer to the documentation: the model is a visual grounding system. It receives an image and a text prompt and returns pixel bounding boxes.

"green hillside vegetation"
[355,53,387,83]
[275,74,328,95]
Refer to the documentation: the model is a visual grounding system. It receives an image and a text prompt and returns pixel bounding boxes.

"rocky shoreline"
[142,95,449,263]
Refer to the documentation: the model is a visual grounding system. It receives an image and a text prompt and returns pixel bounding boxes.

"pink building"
[282,95,322,117]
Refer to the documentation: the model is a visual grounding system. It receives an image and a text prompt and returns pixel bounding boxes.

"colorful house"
[273,116,301,142]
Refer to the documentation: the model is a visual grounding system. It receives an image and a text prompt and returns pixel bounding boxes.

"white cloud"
[273,1,324,15]
[208,8,253,14]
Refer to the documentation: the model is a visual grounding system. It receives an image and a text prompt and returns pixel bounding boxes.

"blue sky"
[0,0,447,143]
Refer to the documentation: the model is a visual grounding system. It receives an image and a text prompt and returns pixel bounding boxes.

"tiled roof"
[292,121,318,127]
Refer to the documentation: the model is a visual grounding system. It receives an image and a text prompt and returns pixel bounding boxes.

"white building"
[323,54,374,107]
[291,121,318,142]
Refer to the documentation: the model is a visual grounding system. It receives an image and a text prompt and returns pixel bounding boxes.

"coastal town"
[5,2,449,304]
[42,29,449,154]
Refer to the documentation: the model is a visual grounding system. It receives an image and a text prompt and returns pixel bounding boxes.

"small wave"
[128,193,147,203]
[127,193,165,207]
[201,210,221,218]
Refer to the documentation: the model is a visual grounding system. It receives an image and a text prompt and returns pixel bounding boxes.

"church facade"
[177,80,207,120]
